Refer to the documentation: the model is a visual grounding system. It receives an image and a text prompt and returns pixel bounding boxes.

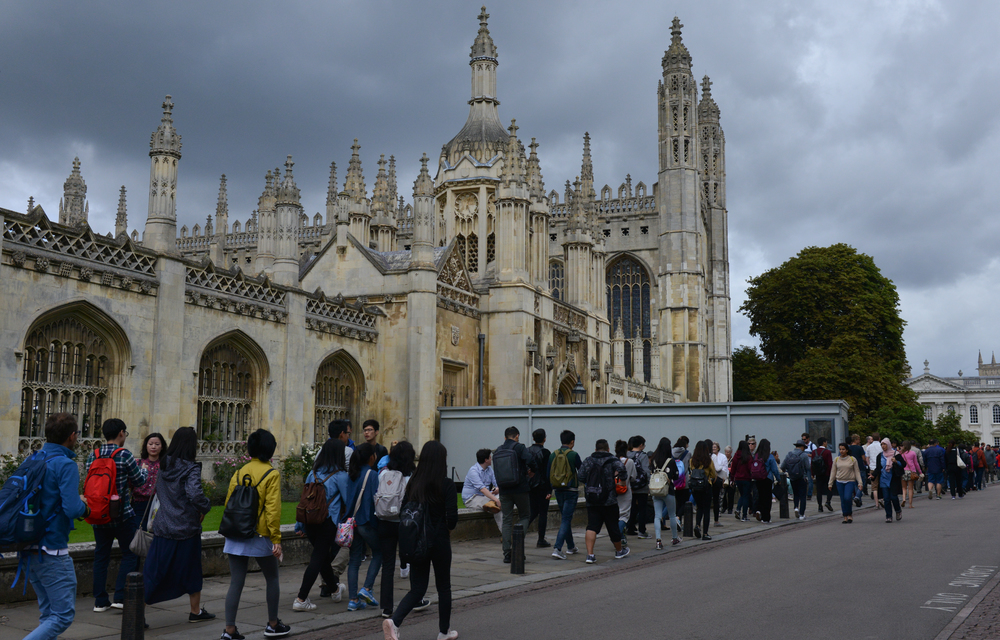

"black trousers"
[527,487,550,541]
[392,537,452,634]
[948,468,966,497]
[626,493,648,533]
[377,519,400,612]
[754,479,773,522]
[815,473,831,507]
[297,519,340,601]
[711,479,723,521]
[693,488,711,534]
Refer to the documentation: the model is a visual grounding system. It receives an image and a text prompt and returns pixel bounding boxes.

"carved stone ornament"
[79,267,93,281]
[12,251,27,267]
[455,193,478,220]
[34,257,49,272]
[545,344,556,371]
[451,325,460,346]
[120,276,133,290]
[139,280,152,294]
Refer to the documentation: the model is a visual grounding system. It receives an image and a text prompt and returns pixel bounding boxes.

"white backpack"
[649,460,671,497]
[374,470,408,521]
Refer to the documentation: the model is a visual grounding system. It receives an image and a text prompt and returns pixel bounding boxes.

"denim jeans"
[25,553,77,640]
[348,522,383,600]
[735,480,753,517]
[92,514,139,607]
[553,490,578,551]
[836,481,857,516]
[790,477,808,515]
[652,495,678,540]
[975,468,985,490]
[882,485,901,517]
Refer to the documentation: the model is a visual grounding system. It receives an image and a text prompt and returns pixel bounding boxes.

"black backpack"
[811,452,826,476]
[688,467,709,491]
[629,451,650,490]
[219,468,273,539]
[528,445,547,490]
[584,457,614,505]
[493,444,521,490]
[786,451,807,480]
[398,500,433,563]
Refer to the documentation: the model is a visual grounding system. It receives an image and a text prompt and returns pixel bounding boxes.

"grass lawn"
[68,501,299,545]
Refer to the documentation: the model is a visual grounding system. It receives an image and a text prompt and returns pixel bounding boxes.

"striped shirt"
[85,443,148,527]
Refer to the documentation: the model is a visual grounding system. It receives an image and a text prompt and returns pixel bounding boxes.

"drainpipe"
[478,333,485,406]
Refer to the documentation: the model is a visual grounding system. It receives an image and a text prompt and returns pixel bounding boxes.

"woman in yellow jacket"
[221,430,288,640]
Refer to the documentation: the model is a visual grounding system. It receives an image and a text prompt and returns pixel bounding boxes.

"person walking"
[865,433,882,500]
[781,440,810,520]
[376,441,418,618]
[86,418,148,612]
[730,440,753,522]
[829,443,864,523]
[626,436,651,539]
[752,439,780,524]
[292,438,349,613]
[875,438,904,522]
[721,445,735,514]
[924,439,946,500]
[549,430,583,559]
[688,441,717,541]
[615,440,637,546]
[134,432,166,528]
[848,434,868,506]
[945,441,966,499]
[345,442,383,611]
[649,438,680,549]
[221,429,288,640]
[494,426,537,564]
[22,413,89,640]
[580,439,629,563]
[526,429,552,548]
[900,441,920,508]
[671,437,692,529]
[710,442,728,527]
[812,438,834,513]
[143,427,215,623]
[382,441,459,640]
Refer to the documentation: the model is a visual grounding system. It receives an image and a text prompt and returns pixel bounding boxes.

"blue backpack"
[673,459,686,490]
[0,450,59,590]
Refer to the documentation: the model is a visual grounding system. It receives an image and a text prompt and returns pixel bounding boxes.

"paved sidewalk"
[1,500,861,640]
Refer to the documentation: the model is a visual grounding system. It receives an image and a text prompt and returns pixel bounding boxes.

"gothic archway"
[556,374,576,405]
[314,350,365,443]
[196,331,268,442]
[606,254,652,381]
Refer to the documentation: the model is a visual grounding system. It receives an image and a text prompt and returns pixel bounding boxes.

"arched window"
[970,405,979,424]
[993,405,1000,424]
[197,342,257,442]
[549,260,564,301]
[606,256,652,381]
[314,352,364,443]
[20,315,116,441]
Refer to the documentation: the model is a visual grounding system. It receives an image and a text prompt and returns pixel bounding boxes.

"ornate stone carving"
[119,276,133,290]
[33,257,49,272]
[12,251,27,267]
[79,266,93,281]
[451,326,460,346]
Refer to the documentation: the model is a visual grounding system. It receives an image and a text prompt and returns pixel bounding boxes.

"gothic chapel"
[0,9,731,458]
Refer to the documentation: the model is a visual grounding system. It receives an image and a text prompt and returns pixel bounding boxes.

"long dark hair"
[736,440,751,462]
[313,438,347,474]
[141,432,167,459]
[162,427,197,470]
[405,440,448,505]
[388,441,416,476]
[349,442,376,481]
[691,440,711,469]
[756,438,772,462]
[651,437,673,469]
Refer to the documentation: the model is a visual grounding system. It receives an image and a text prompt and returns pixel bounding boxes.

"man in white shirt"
[801,433,816,499]
[865,433,882,499]
[462,449,502,530]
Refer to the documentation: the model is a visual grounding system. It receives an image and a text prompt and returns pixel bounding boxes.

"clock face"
[455,193,478,220]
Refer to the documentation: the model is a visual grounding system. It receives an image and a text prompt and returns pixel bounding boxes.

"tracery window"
[197,343,255,442]
[970,405,979,424]
[549,260,564,301]
[20,317,111,439]
[314,352,363,443]
[606,256,652,381]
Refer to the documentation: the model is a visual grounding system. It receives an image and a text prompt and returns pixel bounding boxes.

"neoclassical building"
[906,355,1000,447]
[0,9,730,458]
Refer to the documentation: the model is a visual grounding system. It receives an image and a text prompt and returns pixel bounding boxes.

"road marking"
[921,567,997,612]
[932,565,1000,640]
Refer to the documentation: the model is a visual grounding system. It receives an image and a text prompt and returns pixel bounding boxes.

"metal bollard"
[121,571,144,640]
[777,475,789,519]
[682,501,693,538]
[511,523,525,574]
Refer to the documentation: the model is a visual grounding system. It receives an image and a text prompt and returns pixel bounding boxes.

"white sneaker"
[793,508,799,518]
[110,602,124,610]
[400,566,410,579]
[437,630,459,640]
[331,583,346,603]
[382,618,400,640]
[292,598,317,612]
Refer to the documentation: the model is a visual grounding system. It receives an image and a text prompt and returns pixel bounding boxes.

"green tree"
[932,411,979,447]
[739,244,914,421]
[732,345,781,401]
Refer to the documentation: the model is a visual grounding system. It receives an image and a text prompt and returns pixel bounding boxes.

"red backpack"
[84,448,124,525]
[750,454,768,480]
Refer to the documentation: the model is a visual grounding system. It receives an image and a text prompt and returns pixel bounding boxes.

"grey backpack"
[374,470,408,521]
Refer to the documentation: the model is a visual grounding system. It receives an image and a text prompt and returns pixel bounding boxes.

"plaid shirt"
[85,443,148,527]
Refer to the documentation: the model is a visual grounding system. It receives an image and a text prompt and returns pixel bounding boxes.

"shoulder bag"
[129,493,155,557]
[336,469,370,548]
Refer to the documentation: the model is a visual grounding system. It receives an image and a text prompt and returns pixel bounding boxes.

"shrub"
[0,451,28,486]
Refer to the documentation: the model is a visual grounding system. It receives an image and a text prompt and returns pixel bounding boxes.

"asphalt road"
[311,490,1000,640]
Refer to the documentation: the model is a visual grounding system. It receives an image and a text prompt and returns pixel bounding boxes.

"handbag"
[129,495,155,557]
[336,470,370,548]
[956,453,967,469]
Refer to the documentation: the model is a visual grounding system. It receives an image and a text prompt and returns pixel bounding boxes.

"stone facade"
[1,8,729,458]
[906,356,1000,447]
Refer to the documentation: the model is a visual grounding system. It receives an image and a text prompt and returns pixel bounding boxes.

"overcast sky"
[2,0,997,379]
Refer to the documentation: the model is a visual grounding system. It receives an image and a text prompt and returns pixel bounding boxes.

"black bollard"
[511,523,525,574]
[121,572,144,640]
[682,501,693,538]
[777,475,789,519]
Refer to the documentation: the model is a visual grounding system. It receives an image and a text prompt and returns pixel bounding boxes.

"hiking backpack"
[688,467,709,492]
[649,460,671,497]
[629,451,650,490]
[219,468,273,539]
[398,500,433,563]
[83,447,125,525]
[673,458,687,490]
[810,451,826,476]
[374,470,408,520]
[584,457,614,505]
[549,449,574,489]
[750,455,768,480]
[492,445,521,490]
[0,450,59,550]
[296,471,333,525]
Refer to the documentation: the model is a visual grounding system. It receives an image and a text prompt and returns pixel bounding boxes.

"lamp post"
[641,392,650,404]
[572,380,587,405]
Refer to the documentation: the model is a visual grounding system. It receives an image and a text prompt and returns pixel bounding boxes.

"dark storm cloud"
[2,0,997,378]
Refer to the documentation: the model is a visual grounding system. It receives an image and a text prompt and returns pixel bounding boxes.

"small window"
[621,227,629,237]
[947,405,956,415]
[995,437,1000,448]
[603,229,611,238]
[993,405,1000,424]
[970,405,979,424]
[404,245,411,251]
[549,233,557,242]
[923,406,932,421]
[640,226,649,235]
[245,256,251,264]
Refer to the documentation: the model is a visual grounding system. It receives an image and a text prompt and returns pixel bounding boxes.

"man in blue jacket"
[923,439,946,500]
[25,413,89,640]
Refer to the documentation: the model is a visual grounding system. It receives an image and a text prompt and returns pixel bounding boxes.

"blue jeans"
[92,514,139,607]
[348,522,383,601]
[652,495,678,540]
[735,480,753,517]
[790,477,808,515]
[807,473,813,499]
[25,553,77,640]
[836,481,857,517]
[553,490,578,551]
[975,468,985,490]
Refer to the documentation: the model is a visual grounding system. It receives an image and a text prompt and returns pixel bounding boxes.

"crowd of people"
[12,413,997,640]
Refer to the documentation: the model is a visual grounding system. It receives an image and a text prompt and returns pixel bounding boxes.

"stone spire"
[275,156,300,204]
[324,161,338,227]
[371,155,397,251]
[59,157,88,227]
[471,5,497,59]
[254,169,278,272]
[411,153,436,267]
[115,186,127,237]
[215,174,229,236]
[272,155,303,286]
[526,138,545,199]
[143,96,182,252]
[387,155,398,217]
[27,196,35,214]
[979,350,984,365]
[662,17,692,71]
[372,155,389,216]
[344,139,367,203]
[698,75,720,123]
[344,140,372,243]
[580,132,595,199]
[500,119,525,186]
